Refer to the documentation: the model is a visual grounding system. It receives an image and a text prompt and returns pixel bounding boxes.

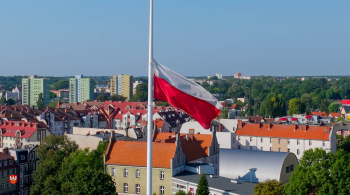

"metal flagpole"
[146,0,154,194]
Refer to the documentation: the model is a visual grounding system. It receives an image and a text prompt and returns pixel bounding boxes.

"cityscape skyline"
[1,1,349,77]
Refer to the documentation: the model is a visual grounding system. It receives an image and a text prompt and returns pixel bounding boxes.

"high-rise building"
[118,75,133,101]
[69,75,94,103]
[216,73,223,79]
[110,75,117,96]
[22,75,50,106]
[110,75,134,101]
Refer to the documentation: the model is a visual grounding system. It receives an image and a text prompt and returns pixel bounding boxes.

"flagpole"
[146,0,154,194]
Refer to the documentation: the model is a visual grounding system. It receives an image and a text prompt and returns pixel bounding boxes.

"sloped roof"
[236,123,331,141]
[311,112,327,117]
[153,132,212,161]
[0,121,45,138]
[329,113,341,118]
[105,141,176,168]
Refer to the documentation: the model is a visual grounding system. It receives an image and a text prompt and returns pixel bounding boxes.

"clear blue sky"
[1,0,349,77]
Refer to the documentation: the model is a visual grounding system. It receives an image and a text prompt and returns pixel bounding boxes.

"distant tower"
[69,75,94,103]
[22,75,50,106]
[234,72,241,79]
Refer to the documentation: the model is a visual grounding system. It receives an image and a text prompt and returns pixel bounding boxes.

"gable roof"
[0,121,45,138]
[311,112,327,117]
[236,123,331,141]
[329,113,341,118]
[153,132,212,161]
[105,141,176,168]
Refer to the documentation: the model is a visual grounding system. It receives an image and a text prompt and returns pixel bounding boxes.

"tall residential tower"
[110,75,133,101]
[69,75,94,103]
[22,75,50,106]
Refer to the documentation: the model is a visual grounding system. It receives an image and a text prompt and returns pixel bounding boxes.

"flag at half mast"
[153,60,223,129]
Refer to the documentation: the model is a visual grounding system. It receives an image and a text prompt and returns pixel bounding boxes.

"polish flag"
[153,61,223,129]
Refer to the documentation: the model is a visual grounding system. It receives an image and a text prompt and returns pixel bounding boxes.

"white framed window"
[309,140,312,146]
[124,169,128,177]
[124,183,128,193]
[297,149,300,155]
[4,160,7,166]
[250,137,252,142]
[160,171,164,180]
[136,169,140,178]
[111,168,116,176]
[136,184,140,194]
[278,139,281,144]
[279,148,281,152]
[6,182,9,188]
[9,159,13,165]
[1,183,4,189]
[270,138,272,143]
[160,186,165,194]
[322,141,325,147]
[260,137,263,143]
[288,139,290,145]
[297,139,300,145]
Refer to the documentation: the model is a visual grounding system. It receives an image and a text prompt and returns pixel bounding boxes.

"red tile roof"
[0,121,44,138]
[329,113,341,118]
[105,141,176,168]
[153,119,165,129]
[153,133,213,161]
[236,123,331,141]
[341,100,350,105]
[291,118,298,121]
[311,112,327,117]
[279,117,287,121]
[305,115,312,119]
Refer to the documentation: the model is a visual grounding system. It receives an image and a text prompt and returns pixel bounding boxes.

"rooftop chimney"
[237,119,243,129]
[218,124,223,132]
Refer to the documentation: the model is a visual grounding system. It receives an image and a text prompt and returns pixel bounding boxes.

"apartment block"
[110,76,117,96]
[117,75,133,101]
[22,75,50,106]
[69,75,94,103]
[0,152,17,195]
[234,121,336,159]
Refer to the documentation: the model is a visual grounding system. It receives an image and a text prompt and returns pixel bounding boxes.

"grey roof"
[174,171,256,195]
[220,149,294,182]
[343,106,350,113]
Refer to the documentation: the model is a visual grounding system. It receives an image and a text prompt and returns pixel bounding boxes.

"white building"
[216,73,223,80]
[234,121,336,159]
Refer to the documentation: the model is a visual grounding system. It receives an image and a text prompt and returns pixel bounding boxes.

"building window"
[279,148,281,152]
[1,171,3,177]
[136,184,140,194]
[7,170,9,176]
[309,140,312,146]
[160,171,164,180]
[297,149,300,155]
[1,183,4,189]
[238,145,241,149]
[124,169,128,177]
[4,161,7,166]
[270,147,272,151]
[9,159,13,165]
[260,147,263,151]
[286,166,290,173]
[270,138,272,143]
[238,136,240,141]
[288,149,290,152]
[232,137,235,143]
[6,182,9,188]
[0,161,2,167]
[160,186,165,194]
[111,168,116,176]
[288,139,290,145]
[250,137,252,142]
[323,141,325,147]
[278,139,281,144]
[250,146,253,150]
[260,137,263,143]
[297,139,300,145]
[124,183,128,193]
[136,169,140,178]
[290,165,294,171]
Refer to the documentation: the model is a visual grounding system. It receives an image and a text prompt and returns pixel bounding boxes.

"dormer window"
[4,161,7,166]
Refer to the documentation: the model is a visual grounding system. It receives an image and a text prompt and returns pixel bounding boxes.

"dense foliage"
[31,135,116,195]
[253,179,284,195]
[284,148,350,195]
[130,83,148,102]
[36,93,45,109]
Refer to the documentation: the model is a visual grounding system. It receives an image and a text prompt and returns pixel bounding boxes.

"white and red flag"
[153,60,223,129]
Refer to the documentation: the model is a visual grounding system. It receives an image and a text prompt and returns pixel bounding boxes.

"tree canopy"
[36,93,45,109]
[108,94,127,101]
[196,172,210,195]
[253,179,284,195]
[31,135,116,195]
[284,148,350,195]
[288,98,306,115]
